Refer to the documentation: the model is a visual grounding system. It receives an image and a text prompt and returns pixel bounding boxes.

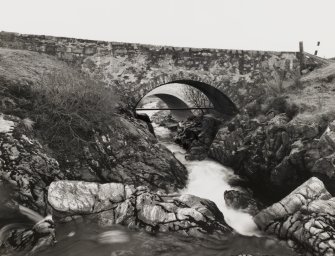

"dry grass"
[287,62,335,115]
[0,48,119,155]
[33,69,118,152]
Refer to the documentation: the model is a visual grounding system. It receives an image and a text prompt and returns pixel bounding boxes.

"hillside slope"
[0,48,188,214]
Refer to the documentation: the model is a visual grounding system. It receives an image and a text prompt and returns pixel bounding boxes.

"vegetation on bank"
[245,61,335,122]
[0,48,119,159]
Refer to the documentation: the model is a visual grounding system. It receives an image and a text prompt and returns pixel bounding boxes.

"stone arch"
[135,73,238,117]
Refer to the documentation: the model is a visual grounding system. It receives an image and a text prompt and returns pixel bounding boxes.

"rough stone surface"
[78,114,188,192]
[0,113,188,217]
[0,216,56,255]
[48,180,233,239]
[175,114,221,160]
[0,115,63,214]
[254,177,335,256]
[209,112,335,200]
[224,190,261,216]
[0,32,300,111]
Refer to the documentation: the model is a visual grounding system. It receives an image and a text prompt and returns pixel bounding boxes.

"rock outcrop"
[209,112,335,200]
[48,180,233,239]
[0,115,63,214]
[224,190,261,216]
[79,114,188,192]
[175,114,221,160]
[0,113,188,211]
[254,177,335,256]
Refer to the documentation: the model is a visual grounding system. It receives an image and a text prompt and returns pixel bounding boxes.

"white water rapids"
[138,103,259,236]
[154,124,259,236]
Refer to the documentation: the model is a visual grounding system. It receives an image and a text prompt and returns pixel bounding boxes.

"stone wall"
[0,31,301,109]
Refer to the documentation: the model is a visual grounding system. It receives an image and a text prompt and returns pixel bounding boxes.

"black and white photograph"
[0,0,335,255]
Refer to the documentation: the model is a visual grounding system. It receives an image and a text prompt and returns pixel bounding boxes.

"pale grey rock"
[254,177,335,256]
[48,180,232,239]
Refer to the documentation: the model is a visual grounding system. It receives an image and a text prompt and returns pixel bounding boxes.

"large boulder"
[254,177,335,256]
[224,190,261,216]
[80,115,188,192]
[48,180,233,239]
[175,115,221,160]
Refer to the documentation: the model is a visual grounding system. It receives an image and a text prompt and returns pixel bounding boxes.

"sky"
[0,0,334,57]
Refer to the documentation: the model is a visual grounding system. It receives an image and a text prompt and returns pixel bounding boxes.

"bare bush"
[182,86,212,115]
[263,96,299,119]
[31,67,119,153]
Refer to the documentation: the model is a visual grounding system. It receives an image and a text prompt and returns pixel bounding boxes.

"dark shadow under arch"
[135,79,238,117]
[165,80,238,116]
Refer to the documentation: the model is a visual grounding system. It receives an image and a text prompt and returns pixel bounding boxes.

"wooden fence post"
[299,41,305,72]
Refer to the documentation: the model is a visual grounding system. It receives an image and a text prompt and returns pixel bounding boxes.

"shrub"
[182,85,212,115]
[33,67,119,154]
[263,96,299,119]
[0,65,119,156]
[245,100,262,117]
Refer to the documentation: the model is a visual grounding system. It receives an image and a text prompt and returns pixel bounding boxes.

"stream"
[152,124,258,236]
[32,108,296,256]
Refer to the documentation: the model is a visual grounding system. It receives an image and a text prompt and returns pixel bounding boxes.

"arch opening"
[135,80,238,121]
[164,80,238,116]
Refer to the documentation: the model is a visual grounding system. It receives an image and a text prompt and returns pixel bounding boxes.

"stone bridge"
[0,32,301,116]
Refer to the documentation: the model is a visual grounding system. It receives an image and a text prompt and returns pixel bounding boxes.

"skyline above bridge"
[0,0,334,58]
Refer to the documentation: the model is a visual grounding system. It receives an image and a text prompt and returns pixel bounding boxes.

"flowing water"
[153,124,258,236]
[139,103,258,235]
[2,106,296,256]
[33,118,295,256]
[35,222,294,256]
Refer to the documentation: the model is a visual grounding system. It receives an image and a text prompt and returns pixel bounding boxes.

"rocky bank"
[209,112,335,201]
[48,180,232,238]
[0,49,193,254]
[254,177,335,256]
